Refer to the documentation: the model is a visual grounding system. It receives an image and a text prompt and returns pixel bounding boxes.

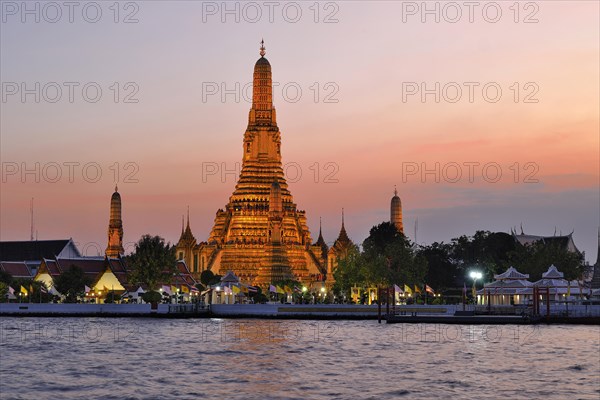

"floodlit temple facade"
[176,43,326,288]
[325,210,357,289]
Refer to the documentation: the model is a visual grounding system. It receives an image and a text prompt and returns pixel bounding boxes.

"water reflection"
[0,318,598,399]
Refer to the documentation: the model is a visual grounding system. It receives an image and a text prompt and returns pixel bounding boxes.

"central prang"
[179,42,327,289]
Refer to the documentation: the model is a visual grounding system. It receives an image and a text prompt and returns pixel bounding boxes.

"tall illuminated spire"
[106,186,124,257]
[391,186,404,234]
[248,39,276,129]
[203,43,324,288]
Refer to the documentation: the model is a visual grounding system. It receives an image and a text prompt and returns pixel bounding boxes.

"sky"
[1,1,599,264]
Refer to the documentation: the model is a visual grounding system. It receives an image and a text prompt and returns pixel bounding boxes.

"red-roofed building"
[34,256,130,302]
[170,260,198,295]
[0,262,33,279]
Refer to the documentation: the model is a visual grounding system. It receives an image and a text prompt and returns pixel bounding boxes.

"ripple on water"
[384,389,411,396]
[0,319,598,399]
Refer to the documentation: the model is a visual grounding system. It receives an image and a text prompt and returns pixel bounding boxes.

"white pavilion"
[478,264,589,305]
[477,266,532,305]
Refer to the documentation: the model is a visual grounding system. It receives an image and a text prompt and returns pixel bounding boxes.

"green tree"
[449,231,516,283]
[28,280,51,303]
[199,270,222,286]
[362,222,427,287]
[252,287,269,304]
[127,235,177,291]
[141,290,162,304]
[103,291,120,304]
[54,265,92,303]
[200,270,215,286]
[0,282,9,302]
[0,270,13,285]
[333,222,428,296]
[511,240,585,281]
[9,280,49,302]
[332,246,364,294]
[418,242,456,290]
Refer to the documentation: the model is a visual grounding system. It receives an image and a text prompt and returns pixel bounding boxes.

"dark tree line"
[333,223,587,298]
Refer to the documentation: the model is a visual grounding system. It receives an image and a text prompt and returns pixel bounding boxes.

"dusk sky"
[1,1,599,263]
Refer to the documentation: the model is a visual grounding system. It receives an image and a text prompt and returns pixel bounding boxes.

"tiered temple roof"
[494,266,530,280]
[512,230,579,253]
[0,262,32,279]
[195,42,324,286]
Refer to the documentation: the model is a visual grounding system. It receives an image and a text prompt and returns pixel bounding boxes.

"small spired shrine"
[178,41,326,288]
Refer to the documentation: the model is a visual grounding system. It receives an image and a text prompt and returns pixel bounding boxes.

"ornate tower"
[199,41,324,287]
[314,218,329,262]
[391,186,404,234]
[175,208,198,274]
[105,186,124,258]
[326,209,355,287]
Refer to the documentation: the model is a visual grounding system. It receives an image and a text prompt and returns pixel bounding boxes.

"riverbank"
[1,303,599,324]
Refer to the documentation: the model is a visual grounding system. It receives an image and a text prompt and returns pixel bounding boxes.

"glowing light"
[469,271,482,280]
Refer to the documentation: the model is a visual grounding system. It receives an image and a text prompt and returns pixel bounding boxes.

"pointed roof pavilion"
[313,217,329,260]
[494,266,529,280]
[333,208,352,249]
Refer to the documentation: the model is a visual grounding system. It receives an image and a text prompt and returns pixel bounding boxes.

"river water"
[0,318,598,399]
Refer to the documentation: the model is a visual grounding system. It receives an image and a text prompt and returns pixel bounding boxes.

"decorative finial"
[260,39,266,57]
[342,208,345,227]
[186,206,190,228]
[394,185,398,196]
[115,185,118,192]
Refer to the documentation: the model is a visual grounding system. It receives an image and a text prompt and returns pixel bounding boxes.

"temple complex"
[176,42,326,288]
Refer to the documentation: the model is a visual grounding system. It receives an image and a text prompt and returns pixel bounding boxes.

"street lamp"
[469,271,482,304]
